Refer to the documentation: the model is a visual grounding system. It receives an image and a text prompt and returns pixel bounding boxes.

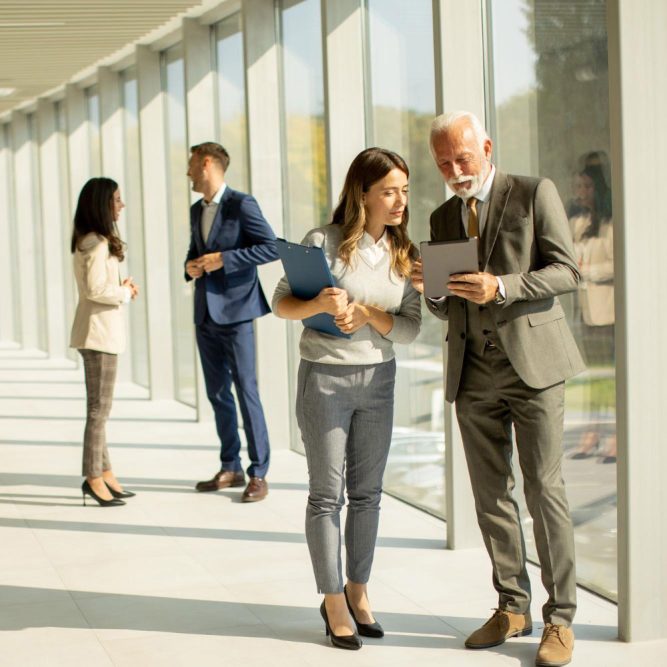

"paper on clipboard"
[419,237,479,298]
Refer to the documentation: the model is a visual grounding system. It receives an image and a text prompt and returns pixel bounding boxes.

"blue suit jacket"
[184,187,279,326]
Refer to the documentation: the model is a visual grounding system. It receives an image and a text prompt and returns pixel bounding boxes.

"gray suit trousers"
[296,359,395,594]
[455,345,577,626]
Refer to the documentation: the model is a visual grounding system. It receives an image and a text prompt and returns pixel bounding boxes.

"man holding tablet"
[412,111,584,667]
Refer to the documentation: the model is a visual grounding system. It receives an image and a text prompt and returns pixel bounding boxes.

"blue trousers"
[196,317,270,478]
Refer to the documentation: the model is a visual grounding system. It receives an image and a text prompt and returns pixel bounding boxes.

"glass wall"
[365,0,445,517]
[486,0,615,599]
[121,68,150,388]
[162,44,197,406]
[85,85,101,176]
[27,113,48,352]
[215,13,249,193]
[279,0,329,454]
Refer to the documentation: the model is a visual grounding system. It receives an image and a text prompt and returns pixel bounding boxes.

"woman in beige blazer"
[70,177,139,506]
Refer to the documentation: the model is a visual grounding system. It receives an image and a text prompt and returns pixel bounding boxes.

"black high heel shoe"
[319,600,362,650]
[104,482,136,499]
[344,585,384,638]
[82,480,126,507]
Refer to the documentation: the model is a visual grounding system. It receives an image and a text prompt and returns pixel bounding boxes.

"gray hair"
[429,111,489,154]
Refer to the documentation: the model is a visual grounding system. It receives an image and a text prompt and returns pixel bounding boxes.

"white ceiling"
[0,0,210,115]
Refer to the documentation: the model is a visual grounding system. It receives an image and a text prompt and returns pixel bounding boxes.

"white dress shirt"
[201,183,227,244]
[357,230,390,268]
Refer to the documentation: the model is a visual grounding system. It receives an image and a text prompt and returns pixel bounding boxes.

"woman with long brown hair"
[70,177,139,506]
[273,148,421,649]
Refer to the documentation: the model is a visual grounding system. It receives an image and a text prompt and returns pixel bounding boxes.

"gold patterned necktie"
[467,197,479,238]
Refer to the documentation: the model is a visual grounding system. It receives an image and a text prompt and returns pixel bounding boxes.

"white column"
[36,100,68,358]
[99,66,133,382]
[136,44,176,399]
[0,123,17,343]
[183,16,216,421]
[322,0,366,202]
[608,0,667,643]
[434,0,486,549]
[243,0,290,450]
[10,113,41,351]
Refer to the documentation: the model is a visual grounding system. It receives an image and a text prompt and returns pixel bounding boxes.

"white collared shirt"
[357,230,390,268]
[461,163,496,237]
[201,183,227,244]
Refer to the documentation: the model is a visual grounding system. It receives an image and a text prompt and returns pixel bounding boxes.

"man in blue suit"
[185,142,278,502]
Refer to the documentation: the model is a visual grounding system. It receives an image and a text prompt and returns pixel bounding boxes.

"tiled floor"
[0,346,665,666]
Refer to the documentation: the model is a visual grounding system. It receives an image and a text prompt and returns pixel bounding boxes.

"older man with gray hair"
[412,110,584,667]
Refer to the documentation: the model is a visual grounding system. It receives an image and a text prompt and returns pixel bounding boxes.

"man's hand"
[185,259,204,279]
[315,287,348,317]
[411,258,424,294]
[447,272,499,304]
[198,252,224,273]
[334,303,371,334]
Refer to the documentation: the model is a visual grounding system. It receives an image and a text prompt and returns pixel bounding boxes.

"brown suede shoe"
[536,623,574,666]
[195,470,245,492]
[241,477,268,502]
[465,609,533,649]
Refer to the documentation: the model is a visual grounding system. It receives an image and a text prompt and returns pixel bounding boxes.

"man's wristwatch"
[493,288,506,305]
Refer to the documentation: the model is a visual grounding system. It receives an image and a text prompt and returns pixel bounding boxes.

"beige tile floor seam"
[1,352,666,666]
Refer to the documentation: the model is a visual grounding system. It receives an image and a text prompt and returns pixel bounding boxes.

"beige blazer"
[572,215,614,326]
[70,233,127,354]
[427,171,586,402]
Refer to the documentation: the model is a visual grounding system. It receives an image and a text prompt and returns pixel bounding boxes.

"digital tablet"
[419,237,479,298]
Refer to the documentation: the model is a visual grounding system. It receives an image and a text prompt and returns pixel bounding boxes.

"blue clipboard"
[276,238,350,339]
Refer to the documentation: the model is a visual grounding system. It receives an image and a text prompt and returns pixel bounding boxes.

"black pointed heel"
[319,601,362,650]
[344,586,384,638]
[104,482,136,499]
[82,480,126,507]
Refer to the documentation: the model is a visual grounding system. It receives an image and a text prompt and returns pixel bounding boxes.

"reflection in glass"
[488,0,615,599]
[279,0,329,454]
[162,45,197,406]
[27,114,48,351]
[86,86,102,176]
[366,0,444,517]
[121,69,150,388]
[215,14,249,192]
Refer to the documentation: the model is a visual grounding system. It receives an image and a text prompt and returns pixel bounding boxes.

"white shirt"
[201,183,227,244]
[357,230,390,268]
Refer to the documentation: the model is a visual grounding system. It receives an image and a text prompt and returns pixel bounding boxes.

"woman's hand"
[122,277,139,300]
[316,287,348,316]
[334,302,371,334]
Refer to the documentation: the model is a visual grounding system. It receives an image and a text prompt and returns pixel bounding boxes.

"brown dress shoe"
[536,623,574,666]
[241,477,268,502]
[465,609,532,649]
[195,470,245,492]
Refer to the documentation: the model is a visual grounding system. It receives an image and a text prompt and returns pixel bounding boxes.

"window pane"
[366,0,445,518]
[162,45,197,406]
[86,86,101,176]
[279,0,329,455]
[121,69,150,388]
[216,13,249,192]
[487,0,616,600]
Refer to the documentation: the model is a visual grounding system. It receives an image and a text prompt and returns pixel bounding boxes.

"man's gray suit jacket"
[427,170,586,403]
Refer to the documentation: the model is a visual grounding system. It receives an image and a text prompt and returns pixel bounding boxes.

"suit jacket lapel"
[192,204,205,256]
[205,187,232,249]
[480,170,511,271]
